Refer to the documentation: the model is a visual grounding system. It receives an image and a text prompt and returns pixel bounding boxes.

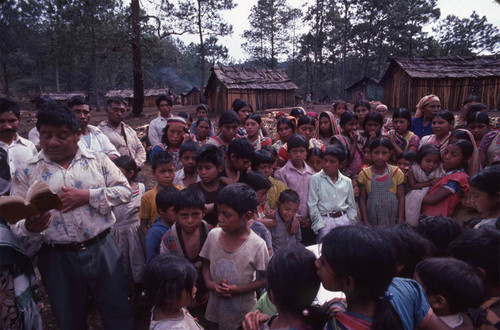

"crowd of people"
[0,93,499,330]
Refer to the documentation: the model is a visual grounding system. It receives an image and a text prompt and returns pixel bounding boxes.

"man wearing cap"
[10,102,133,328]
[98,96,146,168]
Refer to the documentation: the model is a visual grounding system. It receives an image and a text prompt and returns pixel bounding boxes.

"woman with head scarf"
[411,95,441,138]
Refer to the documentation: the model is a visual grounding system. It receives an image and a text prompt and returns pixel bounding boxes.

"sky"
[160,0,500,61]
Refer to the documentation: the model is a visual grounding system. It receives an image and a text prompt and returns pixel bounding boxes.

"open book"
[0,180,63,224]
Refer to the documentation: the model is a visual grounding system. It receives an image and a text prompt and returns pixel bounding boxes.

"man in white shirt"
[98,96,146,167]
[67,96,120,159]
[148,94,173,147]
[0,98,38,179]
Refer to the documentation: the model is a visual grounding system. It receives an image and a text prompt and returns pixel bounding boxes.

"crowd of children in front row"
[111,96,499,329]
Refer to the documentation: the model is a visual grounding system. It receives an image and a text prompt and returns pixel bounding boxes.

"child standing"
[278,115,325,164]
[361,111,383,147]
[270,190,302,252]
[421,139,473,217]
[468,166,500,229]
[405,145,444,226]
[200,183,269,330]
[308,145,357,242]
[388,108,420,156]
[251,149,288,210]
[358,137,405,225]
[330,111,364,176]
[273,117,296,166]
[275,134,316,245]
[112,156,147,288]
[144,254,203,329]
[220,138,254,185]
[173,141,200,188]
[306,147,323,173]
[150,116,190,170]
[207,111,240,155]
[420,110,454,153]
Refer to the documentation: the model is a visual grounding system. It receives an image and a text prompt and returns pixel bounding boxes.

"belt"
[323,211,345,218]
[41,228,110,252]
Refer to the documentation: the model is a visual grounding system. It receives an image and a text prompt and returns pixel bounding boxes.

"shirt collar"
[286,160,315,175]
[38,145,96,166]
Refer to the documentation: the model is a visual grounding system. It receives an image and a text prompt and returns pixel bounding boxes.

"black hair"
[251,149,274,170]
[415,144,440,165]
[267,245,326,328]
[144,254,197,311]
[262,145,278,158]
[241,171,272,192]
[462,95,481,106]
[376,225,431,278]
[113,156,139,181]
[67,96,90,109]
[196,104,209,113]
[323,145,347,163]
[151,150,174,170]
[106,96,127,108]
[156,94,172,107]
[0,97,20,118]
[216,183,257,216]
[339,110,359,127]
[415,258,484,313]
[195,144,224,167]
[447,139,474,171]
[218,110,240,127]
[289,107,304,118]
[179,140,199,158]
[467,102,488,113]
[178,111,193,123]
[354,100,371,112]
[297,114,316,128]
[434,109,454,124]
[232,99,251,112]
[36,102,80,133]
[450,228,500,287]
[469,166,500,197]
[397,151,415,163]
[322,226,402,329]
[35,96,54,110]
[155,186,179,211]
[245,112,262,125]
[333,100,347,111]
[276,117,296,132]
[466,111,489,126]
[362,111,383,129]
[287,134,308,151]
[195,116,211,127]
[450,129,473,143]
[368,136,393,151]
[173,187,205,212]
[417,216,462,256]
[227,138,254,159]
[392,108,412,129]
[307,147,324,160]
[278,189,300,204]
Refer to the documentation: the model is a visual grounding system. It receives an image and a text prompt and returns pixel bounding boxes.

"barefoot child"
[200,183,269,330]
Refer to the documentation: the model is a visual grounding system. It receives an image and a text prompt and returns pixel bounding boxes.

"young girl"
[112,156,147,296]
[358,137,405,225]
[421,139,473,217]
[466,111,490,146]
[244,113,272,150]
[277,115,324,164]
[232,99,252,138]
[273,117,295,153]
[306,147,323,173]
[420,110,454,153]
[404,145,444,227]
[151,116,190,170]
[330,111,364,176]
[450,129,481,175]
[361,111,383,146]
[191,117,211,146]
[332,100,347,119]
[469,166,500,230]
[314,111,341,145]
[388,108,420,157]
[396,151,415,194]
[144,254,203,329]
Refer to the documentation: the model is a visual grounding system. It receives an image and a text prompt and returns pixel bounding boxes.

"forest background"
[1,0,499,114]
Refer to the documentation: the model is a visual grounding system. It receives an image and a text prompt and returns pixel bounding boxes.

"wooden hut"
[379,56,500,112]
[181,87,202,106]
[105,88,171,108]
[31,91,87,105]
[204,66,298,113]
[345,77,382,103]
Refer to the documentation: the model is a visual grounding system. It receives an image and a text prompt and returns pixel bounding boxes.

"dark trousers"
[38,234,134,329]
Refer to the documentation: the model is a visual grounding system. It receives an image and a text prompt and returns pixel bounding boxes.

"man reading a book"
[9,102,134,329]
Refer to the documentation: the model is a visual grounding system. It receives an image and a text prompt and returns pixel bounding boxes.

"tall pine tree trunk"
[131,0,144,116]
[2,62,9,97]
[198,0,205,90]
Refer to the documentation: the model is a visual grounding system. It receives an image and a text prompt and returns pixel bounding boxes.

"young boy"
[414,258,483,329]
[242,171,274,255]
[189,144,226,226]
[160,188,212,324]
[173,140,200,188]
[189,104,215,137]
[200,183,269,330]
[271,189,302,253]
[207,110,240,155]
[220,138,254,185]
[251,149,288,210]
[148,94,173,147]
[274,134,316,245]
[308,145,357,243]
[145,186,178,263]
[139,150,183,235]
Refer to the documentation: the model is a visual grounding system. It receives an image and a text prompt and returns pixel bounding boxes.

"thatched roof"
[345,77,380,91]
[380,55,500,83]
[105,88,171,98]
[31,91,86,102]
[207,66,298,90]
